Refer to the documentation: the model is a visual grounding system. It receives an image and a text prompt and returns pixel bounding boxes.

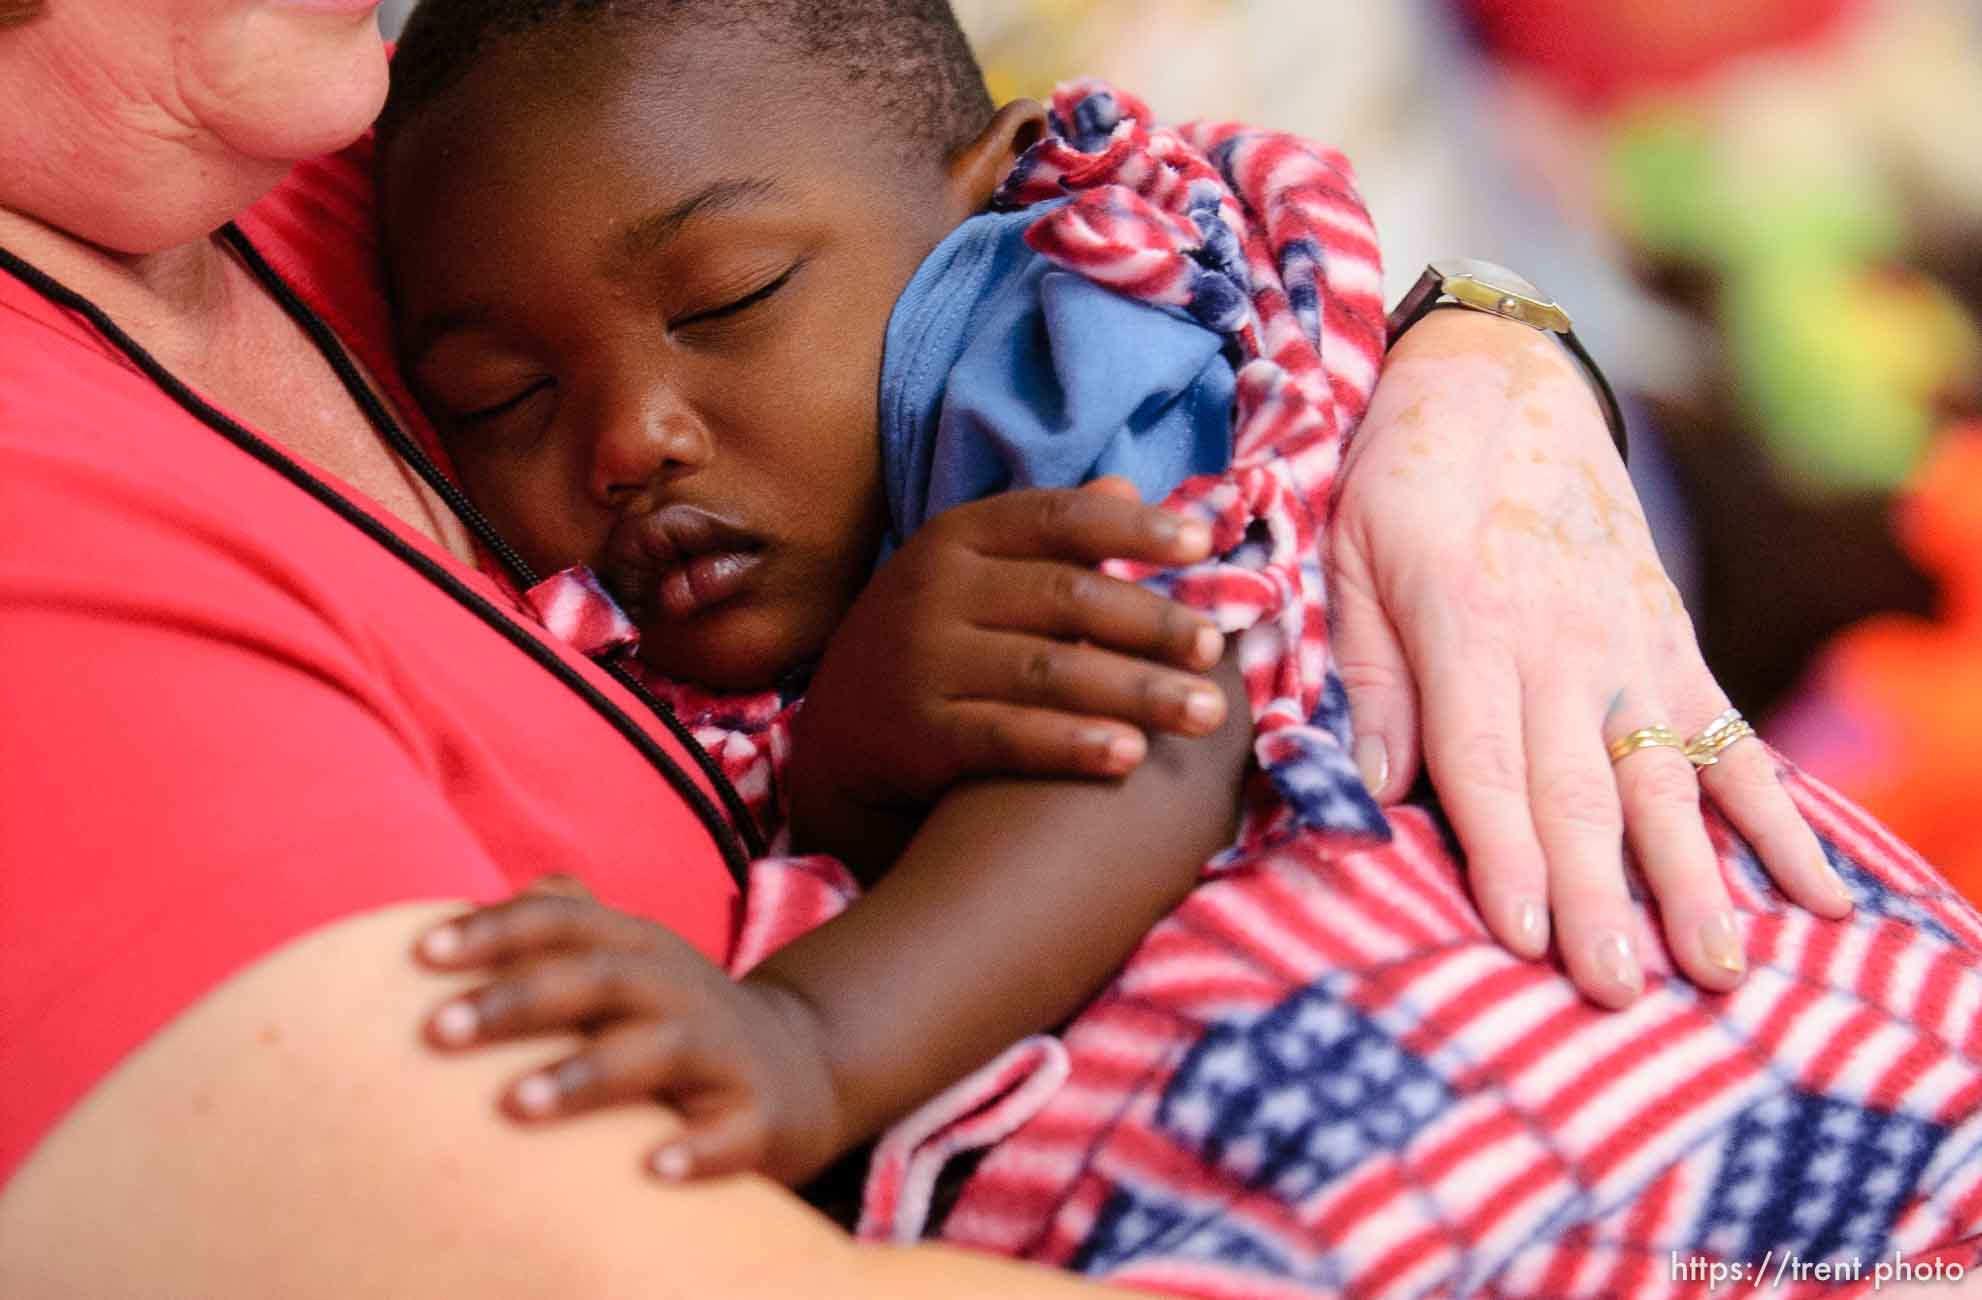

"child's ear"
[945,98,1048,217]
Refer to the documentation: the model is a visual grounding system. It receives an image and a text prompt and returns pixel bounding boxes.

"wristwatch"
[1386,259,1628,460]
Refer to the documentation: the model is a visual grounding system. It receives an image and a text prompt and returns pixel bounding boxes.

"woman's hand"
[787,478,1226,873]
[1328,308,1851,1007]
[415,891,846,1187]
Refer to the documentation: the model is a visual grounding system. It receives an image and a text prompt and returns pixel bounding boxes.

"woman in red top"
[0,2,1923,1296]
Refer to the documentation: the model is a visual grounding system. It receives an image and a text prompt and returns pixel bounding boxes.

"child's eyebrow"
[617,177,786,265]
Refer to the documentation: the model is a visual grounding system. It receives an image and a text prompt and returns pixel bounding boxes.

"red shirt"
[0,139,743,1182]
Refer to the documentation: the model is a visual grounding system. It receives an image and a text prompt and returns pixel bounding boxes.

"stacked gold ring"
[1684,709,1755,768]
[1607,724,1683,764]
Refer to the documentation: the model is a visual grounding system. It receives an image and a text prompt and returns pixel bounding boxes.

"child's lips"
[602,504,766,622]
[655,550,764,620]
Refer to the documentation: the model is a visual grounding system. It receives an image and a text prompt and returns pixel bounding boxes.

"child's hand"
[415,891,844,1186]
[787,478,1228,869]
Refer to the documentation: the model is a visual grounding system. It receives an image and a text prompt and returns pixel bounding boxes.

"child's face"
[383,22,976,691]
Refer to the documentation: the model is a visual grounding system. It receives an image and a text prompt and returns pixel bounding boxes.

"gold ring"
[1607,724,1683,764]
[1684,709,1755,768]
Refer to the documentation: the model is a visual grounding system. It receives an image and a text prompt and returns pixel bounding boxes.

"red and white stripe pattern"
[901,777,1982,1298]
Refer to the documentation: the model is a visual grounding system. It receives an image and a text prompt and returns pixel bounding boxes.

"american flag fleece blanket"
[525,82,1982,1298]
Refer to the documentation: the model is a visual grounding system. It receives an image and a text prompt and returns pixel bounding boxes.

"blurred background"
[379,0,1982,892]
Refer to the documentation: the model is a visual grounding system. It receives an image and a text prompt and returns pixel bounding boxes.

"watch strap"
[1386,265,1628,462]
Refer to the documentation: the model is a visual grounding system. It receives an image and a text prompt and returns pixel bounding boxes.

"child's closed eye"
[455,377,554,426]
[669,260,805,339]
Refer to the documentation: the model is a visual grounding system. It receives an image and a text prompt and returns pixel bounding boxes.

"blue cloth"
[878,204,1237,555]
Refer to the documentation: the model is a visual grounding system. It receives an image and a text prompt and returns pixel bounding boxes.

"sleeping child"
[375,1,1982,1294]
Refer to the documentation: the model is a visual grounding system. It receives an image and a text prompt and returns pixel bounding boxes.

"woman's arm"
[0,903,1142,1300]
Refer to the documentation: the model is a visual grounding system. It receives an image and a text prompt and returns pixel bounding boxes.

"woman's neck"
[0,204,237,354]
[0,198,480,567]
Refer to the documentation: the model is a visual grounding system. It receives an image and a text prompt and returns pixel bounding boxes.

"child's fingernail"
[420,925,464,961]
[650,1146,692,1180]
[512,1073,559,1116]
[432,1000,478,1045]
[1193,625,1223,667]
[1353,734,1389,798]
[1699,910,1745,974]
[1107,731,1145,770]
[1184,688,1222,729]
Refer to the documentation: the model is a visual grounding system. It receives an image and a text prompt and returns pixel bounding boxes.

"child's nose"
[590,385,714,503]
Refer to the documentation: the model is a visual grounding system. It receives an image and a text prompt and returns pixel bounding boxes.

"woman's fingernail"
[650,1146,692,1180]
[1824,862,1854,911]
[1354,734,1389,797]
[512,1073,558,1116]
[1513,897,1548,955]
[432,1000,478,1045]
[420,925,463,961]
[1699,911,1745,974]
[1594,931,1643,997]
[1193,624,1223,667]
[1184,688,1222,729]
[1175,520,1211,554]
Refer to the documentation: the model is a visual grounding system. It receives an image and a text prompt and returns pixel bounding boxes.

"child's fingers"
[953,630,1227,739]
[522,872,596,902]
[426,950,692,1048]
[501,1018,698,1119]
[500,1019,776,1178]
[648,1106,773,1182]
[945,485,1213,569]
[968,558,1222,672]
[936,699,1148,779]
[415,891,656,970]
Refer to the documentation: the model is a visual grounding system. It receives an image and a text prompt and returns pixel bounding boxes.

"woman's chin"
[199,8,391,165]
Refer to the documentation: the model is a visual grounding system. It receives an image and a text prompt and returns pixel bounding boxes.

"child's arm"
[414,650,1251,1187]
[760,648,1253,1172]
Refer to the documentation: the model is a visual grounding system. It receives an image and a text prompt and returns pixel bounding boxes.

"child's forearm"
[748,652,1252,1162]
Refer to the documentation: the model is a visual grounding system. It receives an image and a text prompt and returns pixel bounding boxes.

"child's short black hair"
[380,0,996,159]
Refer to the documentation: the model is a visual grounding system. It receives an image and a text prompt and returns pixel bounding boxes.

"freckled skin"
[1576,458,1638,545]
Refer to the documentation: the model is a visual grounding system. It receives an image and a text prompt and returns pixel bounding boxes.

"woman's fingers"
[1414,637,1552,962]
[1326,525,1422,804]
[1600,697,1743,994]
[1665,667,1852,918]
[1523,700,1643,1008]
[967,556,1223,673]
[1698,742,1852,916]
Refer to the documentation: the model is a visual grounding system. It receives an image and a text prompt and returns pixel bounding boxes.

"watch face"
[1432,259,1572,333]
[1431,258,1542,300]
